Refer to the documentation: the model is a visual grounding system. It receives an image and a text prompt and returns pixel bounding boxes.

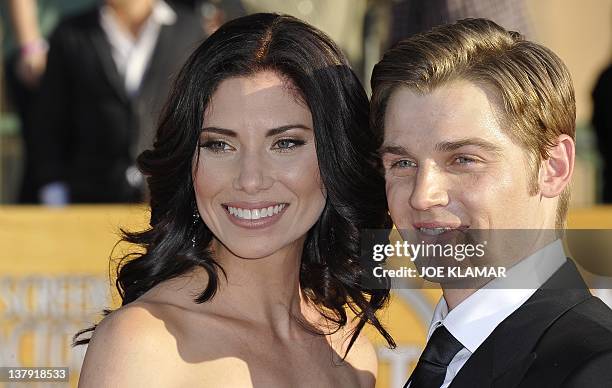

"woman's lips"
[221,202,289,229]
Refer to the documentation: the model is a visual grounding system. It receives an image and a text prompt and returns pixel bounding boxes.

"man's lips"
[413,222,468,229]
[412,222,469,236]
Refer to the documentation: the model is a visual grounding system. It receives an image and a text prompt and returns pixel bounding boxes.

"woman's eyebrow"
[265,124,312,137]
[200,125,312,137]
[200,127,237,137]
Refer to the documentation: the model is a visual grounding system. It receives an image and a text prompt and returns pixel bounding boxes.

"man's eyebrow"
[435,138,503,153]
[378,144,411,156]
[200,125,311,137]
[378,138,502,156]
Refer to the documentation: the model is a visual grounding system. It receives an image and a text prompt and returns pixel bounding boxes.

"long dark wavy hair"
[74,13,395,354]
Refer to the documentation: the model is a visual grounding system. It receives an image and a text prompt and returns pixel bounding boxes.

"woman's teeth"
[227,204,286,220]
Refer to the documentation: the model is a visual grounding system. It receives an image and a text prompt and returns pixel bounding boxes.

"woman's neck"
[202,237,315,337]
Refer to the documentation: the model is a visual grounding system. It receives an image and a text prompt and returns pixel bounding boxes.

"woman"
[76,13,394,387]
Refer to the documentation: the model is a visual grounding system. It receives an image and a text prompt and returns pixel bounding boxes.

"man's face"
[381,80,547,235]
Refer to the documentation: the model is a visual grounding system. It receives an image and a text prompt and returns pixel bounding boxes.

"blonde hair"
[371,18,576,228]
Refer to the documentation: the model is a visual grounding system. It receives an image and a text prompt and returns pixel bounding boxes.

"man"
[31,0,203,204]
[371,19,612,387]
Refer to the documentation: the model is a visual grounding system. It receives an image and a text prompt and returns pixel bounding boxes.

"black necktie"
[405,325,464,388]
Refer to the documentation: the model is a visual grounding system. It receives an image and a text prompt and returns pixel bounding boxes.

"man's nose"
[409,164,449,211]
[233,151,273,194]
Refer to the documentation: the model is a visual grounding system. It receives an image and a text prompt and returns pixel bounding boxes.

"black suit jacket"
[446,259,612,388]
[32,4,203,202]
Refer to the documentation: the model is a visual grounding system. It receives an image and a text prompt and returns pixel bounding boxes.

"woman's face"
[193,71,326,259]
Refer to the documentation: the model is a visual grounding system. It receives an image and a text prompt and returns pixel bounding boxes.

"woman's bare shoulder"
[78,291,246,388]
[326,320,379,388]
[79,299,261,387]
[78,302,184,387]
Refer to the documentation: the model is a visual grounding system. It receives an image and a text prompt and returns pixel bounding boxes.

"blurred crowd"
[0,0,610,205]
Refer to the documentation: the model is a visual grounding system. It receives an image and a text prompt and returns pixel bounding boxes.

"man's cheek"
[386,180,413,228]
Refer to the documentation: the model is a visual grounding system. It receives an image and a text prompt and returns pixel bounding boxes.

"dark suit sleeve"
[31,23,74,186]
[592,65,612,157]
[562,350,612,387]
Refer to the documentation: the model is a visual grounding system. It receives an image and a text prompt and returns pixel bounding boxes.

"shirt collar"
[427,239,566,353]
[151,0,177,26]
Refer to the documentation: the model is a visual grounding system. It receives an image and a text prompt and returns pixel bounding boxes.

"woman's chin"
[221,242,286,260]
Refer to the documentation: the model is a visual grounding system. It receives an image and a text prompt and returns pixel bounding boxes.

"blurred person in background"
[168,0,246,35]
[31,0,203,205]
[389,0,531,46]
[592,62,612,203]
[3,0,101,204]
[6,0,47,88]
[4,0,47,203]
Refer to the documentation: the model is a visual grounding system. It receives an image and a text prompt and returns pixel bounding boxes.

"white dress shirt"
[99,0,176,96]
[413,239,567,388]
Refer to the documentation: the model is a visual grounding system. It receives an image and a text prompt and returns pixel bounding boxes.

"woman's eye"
[391,159,416,169]
[200,140,232,152]
[273,139,305,151]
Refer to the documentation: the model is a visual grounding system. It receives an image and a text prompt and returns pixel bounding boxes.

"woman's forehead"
[203,72,312,132]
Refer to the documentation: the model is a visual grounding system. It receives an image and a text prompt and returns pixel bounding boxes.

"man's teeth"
[418,227,454,235]
[227,204,286,220]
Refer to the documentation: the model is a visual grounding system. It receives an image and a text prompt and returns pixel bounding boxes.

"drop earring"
[191,208,200,248]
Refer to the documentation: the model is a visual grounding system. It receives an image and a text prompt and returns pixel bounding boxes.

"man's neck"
[441,237,566,311]
[442,288,478,311]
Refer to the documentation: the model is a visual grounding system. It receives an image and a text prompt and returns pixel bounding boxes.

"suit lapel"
[139,22,174,101]
[449,259,591,388]
[88,9,129,104]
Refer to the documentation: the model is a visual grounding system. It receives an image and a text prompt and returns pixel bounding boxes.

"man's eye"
[200,140,232,152]
[455,156,477,165]
[391,159,417,169]
[273,139,305,151]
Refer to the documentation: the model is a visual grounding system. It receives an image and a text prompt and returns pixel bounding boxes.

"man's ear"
[539,134,575,198]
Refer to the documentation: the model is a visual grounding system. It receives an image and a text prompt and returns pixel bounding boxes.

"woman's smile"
[222,201,289,229]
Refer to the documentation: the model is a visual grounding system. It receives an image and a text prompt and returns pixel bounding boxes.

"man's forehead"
[385,80,500,117]
[382,81,508,148]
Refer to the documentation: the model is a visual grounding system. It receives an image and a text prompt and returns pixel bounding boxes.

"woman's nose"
[233,151,273,194]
